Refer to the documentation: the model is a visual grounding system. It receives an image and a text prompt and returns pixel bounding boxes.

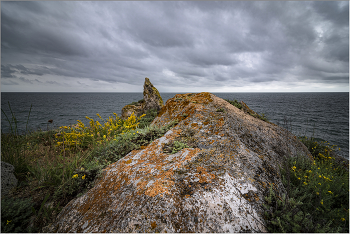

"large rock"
[1,161,18,197]
[143,77,163,111]
[121,78,163,119]
[47,92,312,232]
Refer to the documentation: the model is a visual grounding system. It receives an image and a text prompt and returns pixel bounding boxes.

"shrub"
[225,99,242,109]
[1,196,36,233]
[263,137,349,233]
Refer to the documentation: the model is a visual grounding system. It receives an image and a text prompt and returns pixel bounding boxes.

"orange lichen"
[191,123,198,128]
[151,221,157,229]
[125,159,132,164]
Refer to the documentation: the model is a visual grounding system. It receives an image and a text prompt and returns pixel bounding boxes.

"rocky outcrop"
[1,161,18,197]
[143,77,163,111]
[121,78,163,119]
[47,92,312,233]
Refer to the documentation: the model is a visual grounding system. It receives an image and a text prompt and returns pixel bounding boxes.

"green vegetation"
[128,99,145,106]
[264,137,349,233]
[225,99,242,109]
[1,103,174,233]
[250,112,269,122]
[163,140,189,154]
[1,196,36,233]
[163,128,196,154]
[225,99,269,122]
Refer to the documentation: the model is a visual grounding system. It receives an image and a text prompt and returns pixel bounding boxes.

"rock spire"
[121,77,163,119]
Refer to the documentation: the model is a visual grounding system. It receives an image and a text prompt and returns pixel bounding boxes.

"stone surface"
[121,78,163,119]
[121,102,144,119]
[1,161,18,197]
[143,77,163,111]
[48,92,312,233]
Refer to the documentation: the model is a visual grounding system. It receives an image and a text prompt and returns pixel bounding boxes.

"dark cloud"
[1,65,17,78]
[313,1,349,26]
[19,77,33,84]
[1,1,348,92]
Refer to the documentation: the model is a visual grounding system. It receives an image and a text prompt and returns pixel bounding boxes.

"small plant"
[129,99,144,106]
[225,99,242,109]
[259,113,268,122]
[163,140,189,154]
[138,109,158,129]
[216,108,225,112]
[1,196,36,233]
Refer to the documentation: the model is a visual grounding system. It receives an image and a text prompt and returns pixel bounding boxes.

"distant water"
[1,92,349,159]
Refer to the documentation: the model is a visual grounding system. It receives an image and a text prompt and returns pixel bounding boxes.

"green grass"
[224,99,242,109]
[1,104,175,233]
[264,137,349,232]
[224,99,269,122]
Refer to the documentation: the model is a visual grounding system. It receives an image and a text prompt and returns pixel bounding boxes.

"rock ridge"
[47,92,312,233]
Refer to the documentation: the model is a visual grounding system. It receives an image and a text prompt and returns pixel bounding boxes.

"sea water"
[1,92,348,159]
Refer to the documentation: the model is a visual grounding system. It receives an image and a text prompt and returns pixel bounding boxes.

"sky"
[1,1,349,93]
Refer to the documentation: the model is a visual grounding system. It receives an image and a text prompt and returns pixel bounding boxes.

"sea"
[1,92,349,160]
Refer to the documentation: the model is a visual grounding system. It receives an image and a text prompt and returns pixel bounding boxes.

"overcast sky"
[1,1,349,92]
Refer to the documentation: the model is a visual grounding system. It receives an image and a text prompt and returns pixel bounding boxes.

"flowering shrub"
[55,112,145,151]
[264,137,349,232]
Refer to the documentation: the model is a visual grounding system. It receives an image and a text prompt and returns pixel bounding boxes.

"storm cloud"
[1,1,348,92]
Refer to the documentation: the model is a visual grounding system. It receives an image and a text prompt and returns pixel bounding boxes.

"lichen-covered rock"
[1,161,18,197]
[48,92,312,233]
[121,103,144,119]
[121,77,163,119]
[143,77,163,111]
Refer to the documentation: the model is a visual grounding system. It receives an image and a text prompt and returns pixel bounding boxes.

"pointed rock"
[143,77,163,111]
[121,77,163,119]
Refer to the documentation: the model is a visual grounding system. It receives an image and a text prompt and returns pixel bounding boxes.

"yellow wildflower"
[82,175,86,180]
[298,177,301,180]
[303,182,307,185]
[6,220,11,225]
[103,135,106,139]
[72,174,78,178]
[292,166,296,171]
[316,192,319,195]
[328,191,333,194]
[321,200,323,205]
[341,218,346,221]
[318,183,321,185]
